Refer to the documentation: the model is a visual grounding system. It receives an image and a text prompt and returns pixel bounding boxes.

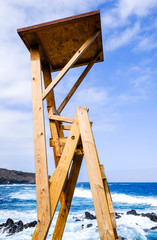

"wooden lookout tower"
[18,10,120,240]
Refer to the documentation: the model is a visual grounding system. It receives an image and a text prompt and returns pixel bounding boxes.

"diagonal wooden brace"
[42,30,100,100]
[57,50,102,114]
[33,116,81,239]
[52,147,84,240]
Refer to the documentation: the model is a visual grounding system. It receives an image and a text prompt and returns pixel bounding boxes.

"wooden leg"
[42,64,61,167]
[30,48,51,240]
[100,165,118,239]
[52,147,83,240]
[76,107,115,240]
[49,118,80,220]
[33,118,80,239]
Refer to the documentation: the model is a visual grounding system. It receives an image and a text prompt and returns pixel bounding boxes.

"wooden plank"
[42,64,61,167]
[42,118,80,236]
[49,137,67,147]
[18,10,100,33]
[42,30,100,100]
[48,113,74,123]
[100,165,118,239]
[30,49,51,240]
[57,51,102,113]
[52,147,83,240]
[61,125,71,130]
[42,62,56,107]
[76,107,115,240]
[17,10,104,72]
[34,118,80,239]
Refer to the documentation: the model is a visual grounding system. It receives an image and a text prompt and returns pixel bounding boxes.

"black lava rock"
[85,211,96,220]
[75,218,81,222]
[141,213,157,222]
[4,218,14,227]
[115,212,121,219]
[126,209,140,216]
[86,224,93,228]
[0,218,37,235]
[151,226,157,230]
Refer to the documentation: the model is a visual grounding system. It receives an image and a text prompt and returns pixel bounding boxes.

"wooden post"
[76,107,115,240]
[100,165,118,239]
[52,147,83,240]
[30,48,51,240]
[18,11,119,240]
[42,63,61,167]
[49,118,80,219]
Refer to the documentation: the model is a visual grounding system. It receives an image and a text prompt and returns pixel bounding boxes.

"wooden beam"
[49,137,67,147]
[57,51,102,114]
[42,30,100,100]
[100,164,118,239]
[61,125,71,130]
[42,62,56,107]
[30,49,51,240]
[42,64,61,167]
[52,147,83,240]
[45,118,80,236]
[49,113,74,123]
[76,107,115,240]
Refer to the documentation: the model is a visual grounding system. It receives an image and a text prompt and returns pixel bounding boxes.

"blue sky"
[0,0,157,182]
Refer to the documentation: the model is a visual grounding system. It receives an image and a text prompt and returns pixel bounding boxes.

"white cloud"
[118,0,157,19]
[102,0,157,52]
[0,0,108,172]
[136,36,157,51]
[104,22,140,51]
[75,86,110,106]
[102,0,157,30]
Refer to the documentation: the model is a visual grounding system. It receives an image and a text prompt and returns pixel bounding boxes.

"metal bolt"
[71,136,75,140]
[42,221,44,223]
[39,230,41,233]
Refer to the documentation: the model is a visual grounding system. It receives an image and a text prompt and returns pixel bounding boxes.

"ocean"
[0,182,157,239]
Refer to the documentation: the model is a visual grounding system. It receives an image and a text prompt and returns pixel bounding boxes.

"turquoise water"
[0,182,157,239]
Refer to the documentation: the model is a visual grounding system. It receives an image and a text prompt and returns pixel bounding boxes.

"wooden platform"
[17,10,103,72]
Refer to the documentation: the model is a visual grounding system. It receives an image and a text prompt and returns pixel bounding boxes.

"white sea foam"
[0,209,37,223]
[74,188,92,199]
[74,188,157,209]
[9,190,36,200]
[117,213,156,239]
[112,193,157,207]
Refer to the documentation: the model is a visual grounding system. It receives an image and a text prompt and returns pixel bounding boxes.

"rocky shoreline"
[73,210,157,231]
[0,168,35,184]
[0,210,157,236]
[0,218,37,236]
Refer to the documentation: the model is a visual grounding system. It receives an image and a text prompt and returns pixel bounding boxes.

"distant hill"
[0,168,35,184]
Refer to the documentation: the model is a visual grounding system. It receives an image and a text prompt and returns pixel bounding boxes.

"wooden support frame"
[31,105,119,240]
[29,51,119,239]
[19,11,120,240]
